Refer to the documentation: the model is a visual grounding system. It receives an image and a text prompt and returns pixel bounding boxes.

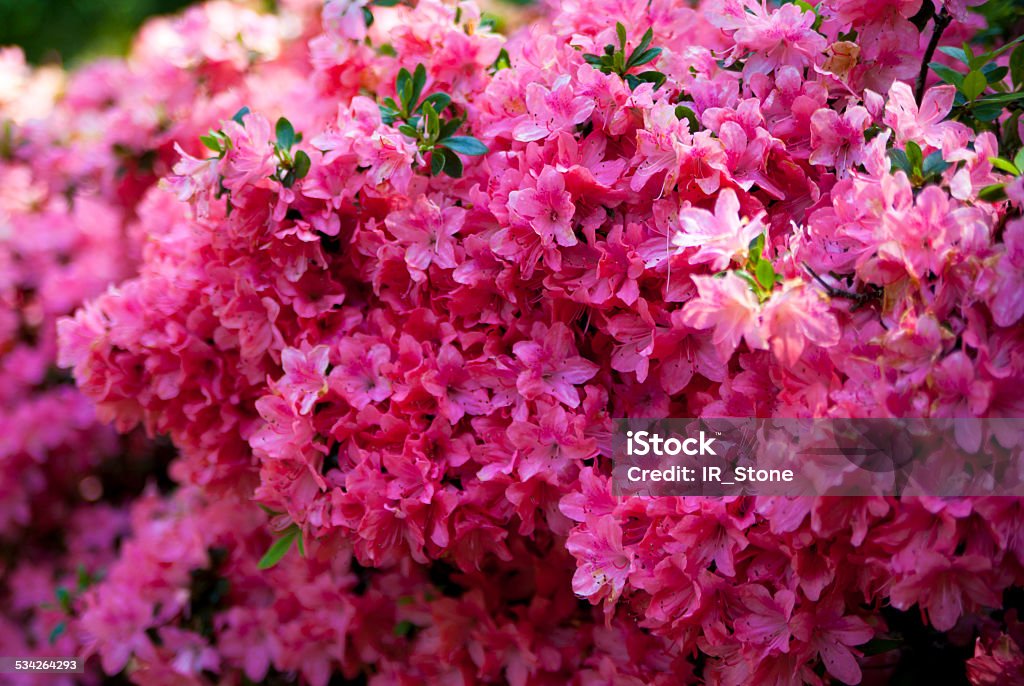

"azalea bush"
[2,0,1024,683]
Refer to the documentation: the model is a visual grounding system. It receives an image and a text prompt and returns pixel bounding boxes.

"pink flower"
[566,514,634,604]
[713,0,827,76]
[809,106,870,178]
[508,166,577,247]
[328,338,392,409]
[890,552,1001,631]
[672,188,766,270]
[733,585,797,654]
[323,0,368,42]
[884,82,968,149]
[512,322,598,408]
[385,196,466,276]
[761,282,840,365]
[792,595,873,685]
[275,345,331,415]
[680,273,766,359]
[513,75,595,143]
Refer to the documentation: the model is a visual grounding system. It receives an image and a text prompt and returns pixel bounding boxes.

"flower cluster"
[0,0,1016,682]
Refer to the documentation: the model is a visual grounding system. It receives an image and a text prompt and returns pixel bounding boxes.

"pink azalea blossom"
[680,273,766,359]
[508,166,578,247]
[672,188,766,270]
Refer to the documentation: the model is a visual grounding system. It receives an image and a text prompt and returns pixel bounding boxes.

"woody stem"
[916,8,953,105]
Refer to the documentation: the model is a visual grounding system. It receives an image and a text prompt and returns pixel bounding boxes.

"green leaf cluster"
[381,64,489,178]
[888,140,950,185]
[582,23,665,90]
[930,36,1024,123]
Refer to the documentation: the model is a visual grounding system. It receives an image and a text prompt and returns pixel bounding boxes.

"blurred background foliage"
[0,0,193,64]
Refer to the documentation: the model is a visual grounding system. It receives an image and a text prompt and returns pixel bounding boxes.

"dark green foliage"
[0,0,194,64]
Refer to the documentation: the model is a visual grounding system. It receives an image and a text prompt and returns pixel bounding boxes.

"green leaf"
[755,259,776,291]
[630,47,663,69]
[979,183,1008,202]
[989,156,1020,175]
[1014,148,1024,174]
[258,526,298,570]
[200,133,223,153]
[442,148,464,177]
[616,22,627,51]
[937,46,969,65]
[492,48,511,72]
[422,102,440,141]
[438,117,463,141]
[396,68,411,109]
[371,0,403,6]
[627,28,654,67]
[888,148,911,174]
[860,637,903,656]
[963,42,979,70]
[275,117,296,151]
[293,150,311,180]
[675,105,699,131]
[231,106,251,125]
[905,140,923,173]
[430,148,447,176]
[398,124,419,139]
[922,151,950,177]
[962,70,987,101]
[1011,44,1024,89]
[976,35,1024,66]
[976,91,1024,105]
[420,93,451,115]
[748,232,766,259]
[734,270,760,292]
[973,102,1005,122]
[440,136,488,155]
[933,62,962,88]
[48,622,67,645]
[984,64,1009,84]
[76,564,93,591]
[411,64,427,111]
[55,587,71,613]
[393,620,414,637]
[633,70,666,89]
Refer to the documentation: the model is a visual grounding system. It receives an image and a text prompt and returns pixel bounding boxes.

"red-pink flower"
[512,321,598,408]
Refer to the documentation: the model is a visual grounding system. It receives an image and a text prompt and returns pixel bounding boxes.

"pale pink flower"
[673,188,766,270]
[761,282,841,365]
[680,273,766,359]
[276,345,331,414]
[884,81,968,149]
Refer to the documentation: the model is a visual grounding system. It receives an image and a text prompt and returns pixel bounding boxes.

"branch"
[916,8,953,105]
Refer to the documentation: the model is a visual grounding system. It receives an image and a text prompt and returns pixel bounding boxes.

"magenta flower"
[512,322,598,408]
